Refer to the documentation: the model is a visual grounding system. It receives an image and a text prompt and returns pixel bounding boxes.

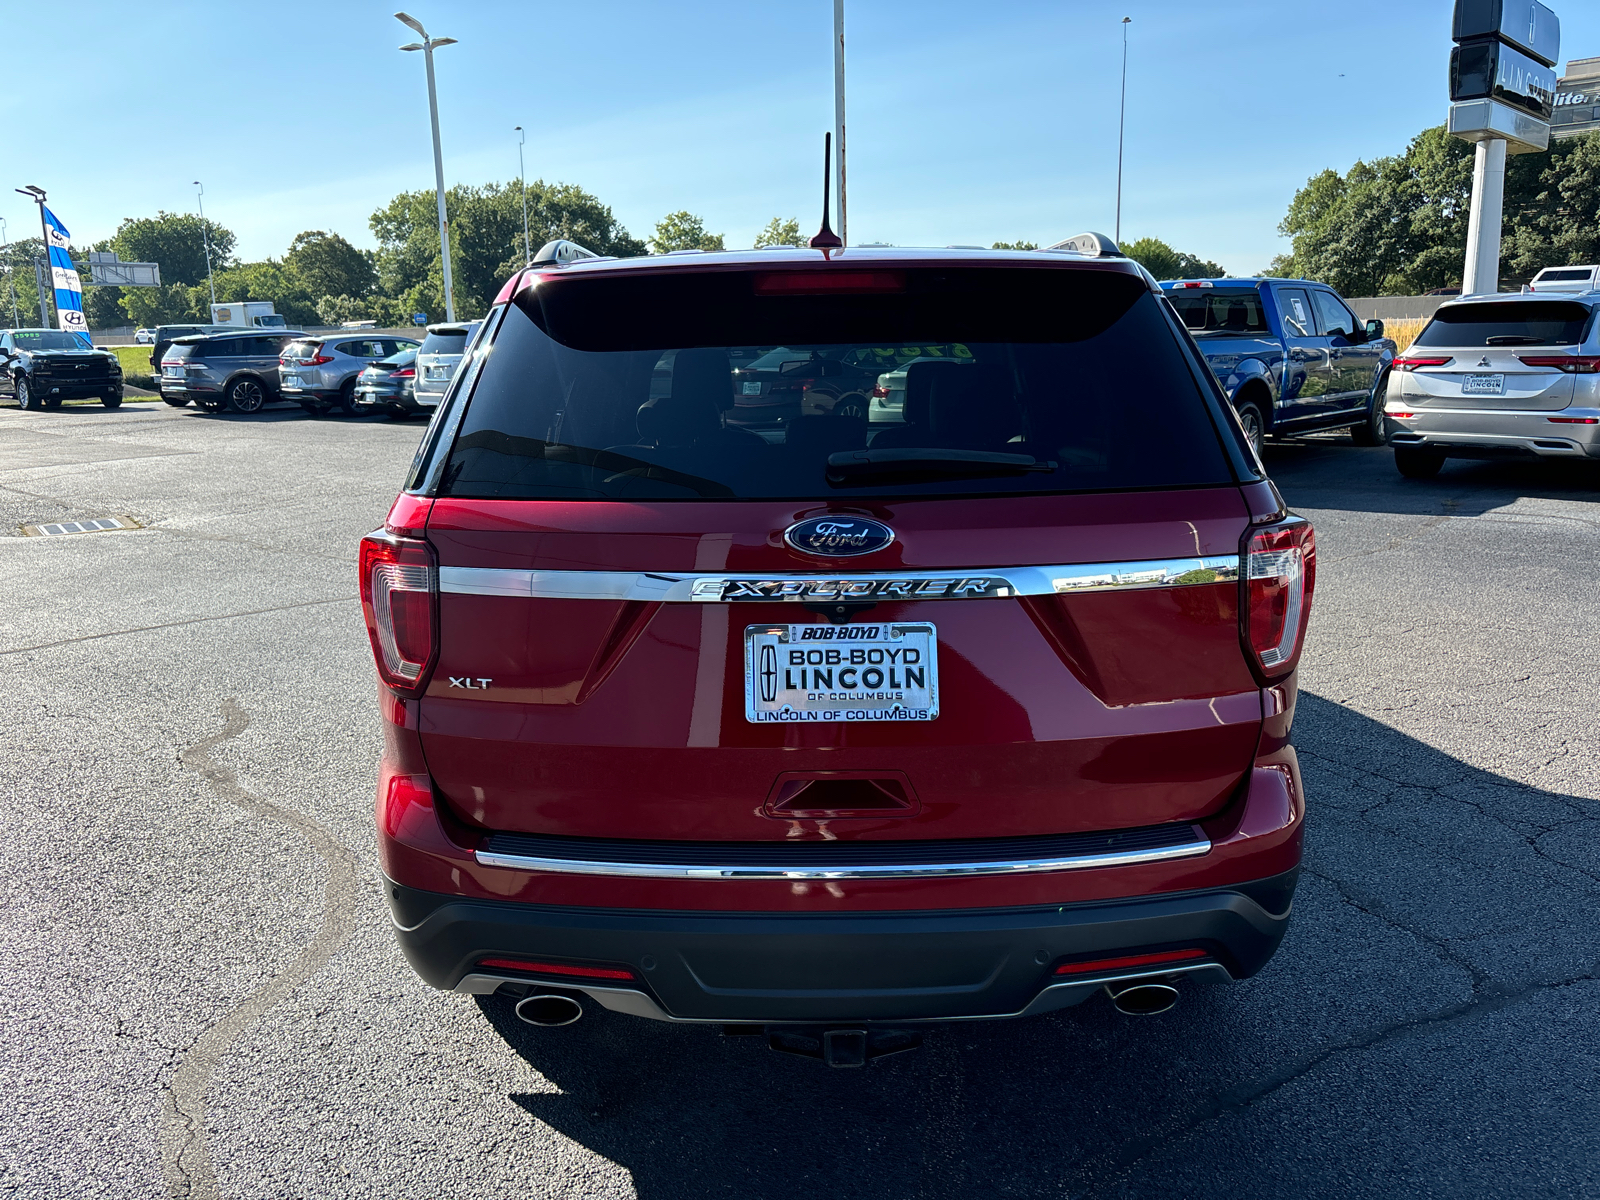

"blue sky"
[5,1,1596,275]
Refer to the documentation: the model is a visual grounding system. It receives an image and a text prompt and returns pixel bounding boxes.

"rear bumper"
[386,871,1295,1024]
[1388,404,1600,457]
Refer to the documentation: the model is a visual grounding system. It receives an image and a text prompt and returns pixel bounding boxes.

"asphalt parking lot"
[3,399,1599,1200]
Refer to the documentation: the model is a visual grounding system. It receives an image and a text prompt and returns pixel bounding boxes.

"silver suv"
[159,331,303,413]
[278,334,420,415]
[412,321,482,408]
[1386,292,1600,477]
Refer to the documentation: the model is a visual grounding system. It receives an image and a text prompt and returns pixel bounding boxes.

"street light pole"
[832,0,847,246]
[515,126,531,266]
[397,12,459,322]
[193,181,217,308]
[1116,16,1131,245]
[16,186,53,327]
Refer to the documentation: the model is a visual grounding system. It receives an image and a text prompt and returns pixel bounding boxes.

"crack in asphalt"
[0,596,355,657]
[160,701,361,1200]
[1076,964,1597,1196]
[1320,506,1455,564]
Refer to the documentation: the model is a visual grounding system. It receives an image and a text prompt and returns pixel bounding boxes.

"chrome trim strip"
[473,830,1211,881]
[439,555,1239,603]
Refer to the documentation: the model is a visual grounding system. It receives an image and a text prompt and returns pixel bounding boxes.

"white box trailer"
[210,301,288,329]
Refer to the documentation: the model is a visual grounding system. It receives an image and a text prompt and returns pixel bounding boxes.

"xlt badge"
[448,677,492,689]
[783,516,894,558]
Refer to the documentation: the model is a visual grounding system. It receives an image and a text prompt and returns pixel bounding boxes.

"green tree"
[82,285,126,329]
[1122,237,1226,280]
[650,210,724,253]
[201,260,320,327]
[0,237,46,325]
[1276,125,1600,294]
[109,212,235,288]
[371,179,645,320]
[1503,132,1600,284]
[754,217,802,248]
[991,240,1039,251]
[285,230,375,301]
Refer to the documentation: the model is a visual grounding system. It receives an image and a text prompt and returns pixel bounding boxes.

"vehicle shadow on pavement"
[1264,436,1600,518]
[477,692,1600,1199]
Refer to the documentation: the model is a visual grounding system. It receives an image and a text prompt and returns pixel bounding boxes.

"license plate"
[744,622,938,723]
[1462,373,1505,396]
[742,381,763,396]
[425,365,448,379]
[163,366,183,377]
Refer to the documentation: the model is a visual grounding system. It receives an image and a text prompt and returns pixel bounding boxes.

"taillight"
[1517,355,1600,373]
[307,353,335,366]
[392,367,416,378]
[871,385,889,398]
[1548,415,1600,424]
[359,532,437,695]
[1241,518,1315,682]
[1391,355,1452,371]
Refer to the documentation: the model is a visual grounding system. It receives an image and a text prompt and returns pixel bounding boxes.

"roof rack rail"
[1044,232,1122,258]
[530,239,605,267]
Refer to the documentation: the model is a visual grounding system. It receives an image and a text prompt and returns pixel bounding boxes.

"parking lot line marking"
[0,595,353,657]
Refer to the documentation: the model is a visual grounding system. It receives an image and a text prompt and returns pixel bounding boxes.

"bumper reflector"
[477,957,636,981]
[1053,947,1207,976]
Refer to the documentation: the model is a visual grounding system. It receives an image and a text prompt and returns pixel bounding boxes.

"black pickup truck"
[1,327,124,409]
[1161,278,1395,452]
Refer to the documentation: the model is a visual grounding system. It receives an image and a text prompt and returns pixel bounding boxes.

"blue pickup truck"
[1160,278,1396,452]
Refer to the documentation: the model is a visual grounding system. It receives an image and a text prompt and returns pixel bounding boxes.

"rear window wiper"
[1484,335,1544,345]
[827,448,1057,486]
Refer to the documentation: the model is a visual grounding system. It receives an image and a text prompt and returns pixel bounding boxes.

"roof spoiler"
[1044,232,1122,258]
[530,238,606,267]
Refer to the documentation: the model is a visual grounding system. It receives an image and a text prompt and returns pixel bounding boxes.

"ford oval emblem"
[783,516,895,558]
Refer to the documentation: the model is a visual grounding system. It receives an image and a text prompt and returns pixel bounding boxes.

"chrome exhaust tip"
[514,993,584,1027]
[1104,981,1179,1016]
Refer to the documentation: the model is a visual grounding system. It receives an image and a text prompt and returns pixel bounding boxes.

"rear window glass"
[282,341,321,358]
[1167,289,1269,334]
[1414,301,1595,347]
[420,331,468,355]
[436,267,1235,501]
[165,343,198,360]
[1536,269,1594,281]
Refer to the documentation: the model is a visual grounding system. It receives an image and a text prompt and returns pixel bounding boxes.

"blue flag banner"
[43,206,86,334]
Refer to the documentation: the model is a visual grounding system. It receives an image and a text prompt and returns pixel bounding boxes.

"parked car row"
[147,323,481,417]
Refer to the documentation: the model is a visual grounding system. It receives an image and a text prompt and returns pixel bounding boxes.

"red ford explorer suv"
[363,235,1313,1066]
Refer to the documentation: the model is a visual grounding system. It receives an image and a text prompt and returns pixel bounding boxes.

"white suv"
[279,334,420,415]
[412,322,482,409]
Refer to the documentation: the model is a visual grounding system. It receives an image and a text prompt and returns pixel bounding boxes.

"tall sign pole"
[833,0,847,247]
[1448,1,1559,295]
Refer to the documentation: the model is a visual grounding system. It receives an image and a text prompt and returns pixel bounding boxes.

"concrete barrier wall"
[1344,296,1454,321]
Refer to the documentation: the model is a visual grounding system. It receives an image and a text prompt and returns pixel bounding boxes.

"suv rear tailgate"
[418,488,1261,842]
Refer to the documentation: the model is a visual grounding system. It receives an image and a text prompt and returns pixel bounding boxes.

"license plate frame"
[1462,372,1505,396]
[743,622,939,724]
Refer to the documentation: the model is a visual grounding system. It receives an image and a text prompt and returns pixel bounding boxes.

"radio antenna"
[809,132,843,249]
